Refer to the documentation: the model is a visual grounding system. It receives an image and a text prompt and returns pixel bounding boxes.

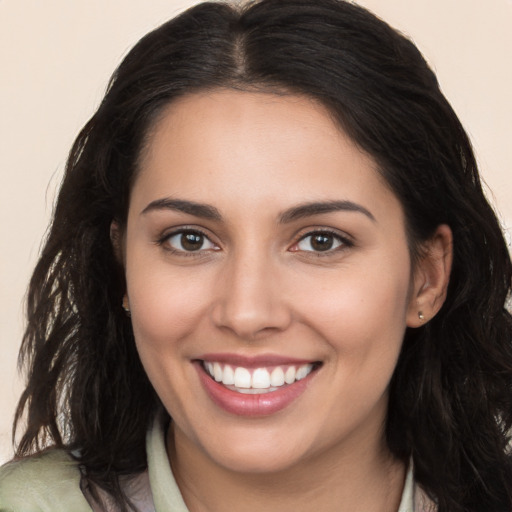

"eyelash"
[291,229,354,257]
[156,228,353,257]
[157,227,218,257]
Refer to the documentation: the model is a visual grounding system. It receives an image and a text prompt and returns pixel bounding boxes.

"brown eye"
[295,232,345,253]
[181,232,204,251]
[310,234,334,251]
[165,230,216,252]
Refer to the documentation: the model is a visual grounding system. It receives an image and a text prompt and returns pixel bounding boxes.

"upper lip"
[196,353,319,368]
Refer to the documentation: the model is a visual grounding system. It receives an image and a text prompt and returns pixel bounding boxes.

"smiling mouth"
[201,361,321,394]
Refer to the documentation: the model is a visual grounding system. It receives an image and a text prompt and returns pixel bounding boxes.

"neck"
[167,425,406,512]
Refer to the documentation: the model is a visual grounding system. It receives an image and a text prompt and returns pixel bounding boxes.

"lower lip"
[195,362,316,417]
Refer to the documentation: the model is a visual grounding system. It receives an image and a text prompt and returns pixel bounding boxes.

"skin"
[119,90,452,512]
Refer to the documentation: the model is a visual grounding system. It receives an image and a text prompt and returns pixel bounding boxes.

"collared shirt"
[0,415,436,511]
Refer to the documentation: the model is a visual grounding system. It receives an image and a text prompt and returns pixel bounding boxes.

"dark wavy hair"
[14,0,512,510]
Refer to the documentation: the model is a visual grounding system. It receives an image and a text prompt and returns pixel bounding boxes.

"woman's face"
[124,90,423,474]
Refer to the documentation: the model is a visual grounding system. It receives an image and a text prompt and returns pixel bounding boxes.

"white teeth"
[204,361,316,391]
[284,366,296,384]
[222,365,235,385]
[296,364,313,381]
[252,368,271,389]
[213,362,223,382]
[233,367,251,388]
[270,367,285,387]
[236,388,278,394]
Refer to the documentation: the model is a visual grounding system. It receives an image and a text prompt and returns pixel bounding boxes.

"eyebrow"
[141,198,222,220]
[141,198,375,223]
[278,200,376,224]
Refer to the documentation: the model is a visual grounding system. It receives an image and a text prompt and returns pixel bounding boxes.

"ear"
[406,224,453,327]
[110,220,125,265]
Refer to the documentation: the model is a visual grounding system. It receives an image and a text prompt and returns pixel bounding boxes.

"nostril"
[211,294,292,340]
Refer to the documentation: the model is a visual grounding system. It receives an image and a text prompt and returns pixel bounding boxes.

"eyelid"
[156,226,220,254]
[289,227,354,253]
[155,225,353,256]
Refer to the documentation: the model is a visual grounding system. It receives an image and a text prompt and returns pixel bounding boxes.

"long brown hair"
[15,1,512,510]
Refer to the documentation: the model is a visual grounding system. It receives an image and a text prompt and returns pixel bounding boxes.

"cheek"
[297,259,412,353]
[124,264,214,421]
[125,259,214,350]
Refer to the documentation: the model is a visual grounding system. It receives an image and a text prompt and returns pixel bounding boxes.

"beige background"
[1,0,511,464]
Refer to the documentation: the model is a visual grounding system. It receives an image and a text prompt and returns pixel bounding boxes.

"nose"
[211,248,292,341]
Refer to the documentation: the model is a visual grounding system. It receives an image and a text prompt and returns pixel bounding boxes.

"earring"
[122,296,131,317]
[418,311,425,321]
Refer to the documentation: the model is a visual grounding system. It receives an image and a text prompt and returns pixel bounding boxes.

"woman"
[1,0,511,511]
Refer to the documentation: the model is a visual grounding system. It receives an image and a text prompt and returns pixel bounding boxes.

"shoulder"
[0,450,91,512]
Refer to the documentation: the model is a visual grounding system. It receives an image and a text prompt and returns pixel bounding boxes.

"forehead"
[140,89,357,169]
[131,89,402,226]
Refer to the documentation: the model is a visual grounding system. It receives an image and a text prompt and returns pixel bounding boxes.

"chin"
[199,428,311,475]
[209,446,305,475]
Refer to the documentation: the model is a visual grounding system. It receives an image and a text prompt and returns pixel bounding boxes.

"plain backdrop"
[1,0,511,464]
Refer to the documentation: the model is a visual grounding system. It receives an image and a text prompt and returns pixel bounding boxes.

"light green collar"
[146,414,425,512]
